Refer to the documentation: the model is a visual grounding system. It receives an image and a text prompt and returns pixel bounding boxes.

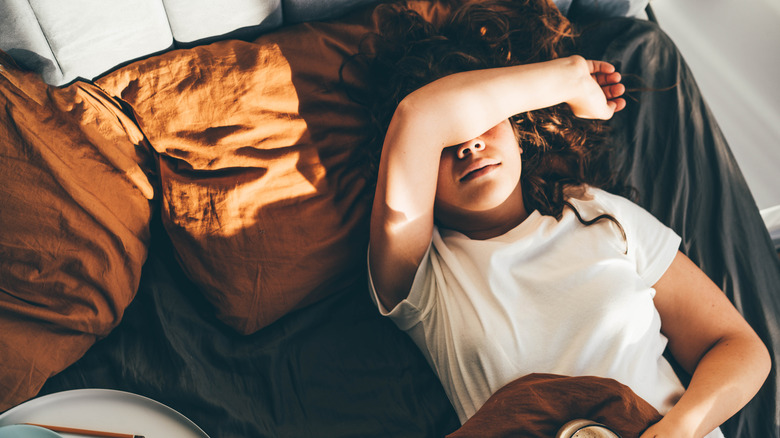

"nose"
[457,139,485,159]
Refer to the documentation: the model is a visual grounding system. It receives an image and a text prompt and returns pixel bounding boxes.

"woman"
[361,1,770,436]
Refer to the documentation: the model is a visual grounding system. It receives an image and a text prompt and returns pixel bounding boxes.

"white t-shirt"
[369,187,723,437]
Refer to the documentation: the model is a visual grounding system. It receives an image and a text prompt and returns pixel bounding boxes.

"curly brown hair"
[346,0,627,220]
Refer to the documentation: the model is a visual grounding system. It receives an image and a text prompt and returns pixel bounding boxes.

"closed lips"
[460,160,500,182]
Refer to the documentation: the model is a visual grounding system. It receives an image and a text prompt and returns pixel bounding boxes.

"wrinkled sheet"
[31,16,780,438]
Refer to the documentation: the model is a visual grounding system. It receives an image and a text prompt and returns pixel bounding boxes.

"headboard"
[1,0,648,86]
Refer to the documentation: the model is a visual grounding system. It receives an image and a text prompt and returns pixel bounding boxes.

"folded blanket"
[447,374,662,438]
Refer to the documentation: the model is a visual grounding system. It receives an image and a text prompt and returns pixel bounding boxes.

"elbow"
[745,323,772,383]
[756,336,772,384]
[749,337,773,405]
[393,91,434,126]
[740,330,772,395]
[389,94,426,131]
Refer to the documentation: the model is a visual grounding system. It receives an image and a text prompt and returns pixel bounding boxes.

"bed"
[1,0,778,436]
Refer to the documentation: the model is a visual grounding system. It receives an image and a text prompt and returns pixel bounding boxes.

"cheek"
[436,155,455,189]
[434,175,455,206]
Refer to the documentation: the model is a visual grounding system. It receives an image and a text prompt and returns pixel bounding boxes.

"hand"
[591,60,626,113]
[638,419,692,438]
[566,57,626,119]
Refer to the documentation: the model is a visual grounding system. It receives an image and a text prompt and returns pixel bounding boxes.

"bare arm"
[369,55,625,310]
[641,251,770,437]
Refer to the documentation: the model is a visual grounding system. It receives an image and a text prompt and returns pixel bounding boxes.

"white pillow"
[1,0,173,85]
[163,0,282,44]
[0,0,284,86]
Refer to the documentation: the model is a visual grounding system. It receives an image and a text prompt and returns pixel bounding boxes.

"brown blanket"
[447,374,662,438]
[0,52,153,410]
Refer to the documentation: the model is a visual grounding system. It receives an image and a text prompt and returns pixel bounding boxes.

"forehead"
[485,119,514,135]
[480,120,520,147]
[464,120,516,144]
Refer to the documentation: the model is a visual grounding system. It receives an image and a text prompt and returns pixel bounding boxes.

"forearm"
[397,55,592,149]
[645,333,770,437]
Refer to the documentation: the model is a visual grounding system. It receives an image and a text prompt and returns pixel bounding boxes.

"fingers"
[611,97,627,113]
[595,71,621,87]
[604,80,626,113]
[597,72,626,113]
[601,97,626,118]
[587,59,616,75]
[603,82,625,100]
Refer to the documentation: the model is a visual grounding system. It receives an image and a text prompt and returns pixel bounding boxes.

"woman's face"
[434,119,523,219]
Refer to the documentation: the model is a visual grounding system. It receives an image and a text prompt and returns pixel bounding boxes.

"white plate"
[0,425,63,438]
[0,389,210,438]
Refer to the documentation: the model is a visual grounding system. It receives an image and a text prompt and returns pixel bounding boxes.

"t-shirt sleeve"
[596,189,682,287]
[367,240,436,331]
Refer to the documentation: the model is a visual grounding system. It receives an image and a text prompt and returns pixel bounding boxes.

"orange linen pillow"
[94,0,468,334]
[95,10,383,334]
[0,53,154,410]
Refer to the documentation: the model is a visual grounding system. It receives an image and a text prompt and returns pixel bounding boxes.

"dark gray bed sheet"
[39,17,780,438]
[39,213,459,437]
